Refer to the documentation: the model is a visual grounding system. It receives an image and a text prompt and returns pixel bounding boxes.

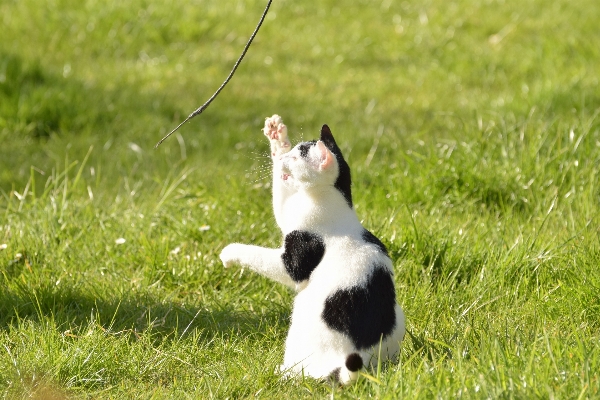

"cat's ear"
[320,124,338,150]
[316,140,335,170]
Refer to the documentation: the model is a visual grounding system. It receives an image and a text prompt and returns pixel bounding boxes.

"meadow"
[1,0,599,398]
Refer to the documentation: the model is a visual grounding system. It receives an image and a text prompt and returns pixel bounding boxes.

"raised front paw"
[263,114,287,141]
[263,114,291,156]
[219,243,243,268]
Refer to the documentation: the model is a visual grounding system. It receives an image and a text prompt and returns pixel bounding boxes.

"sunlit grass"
[1,0,599,398]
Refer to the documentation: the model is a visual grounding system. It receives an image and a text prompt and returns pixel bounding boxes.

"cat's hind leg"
[263,114,291,157]
[327,353,363,385]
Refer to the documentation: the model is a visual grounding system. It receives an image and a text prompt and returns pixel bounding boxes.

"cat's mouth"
[280,162,292,181]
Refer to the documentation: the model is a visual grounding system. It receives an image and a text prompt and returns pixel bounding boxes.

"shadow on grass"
[0,280,290,343]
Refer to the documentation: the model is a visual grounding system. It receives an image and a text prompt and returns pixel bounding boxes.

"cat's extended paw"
[219,244,242,268]
[263,114,290,156]
[263,114,287,141]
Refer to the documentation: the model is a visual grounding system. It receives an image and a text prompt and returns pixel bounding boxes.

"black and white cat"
[220,115,405,384]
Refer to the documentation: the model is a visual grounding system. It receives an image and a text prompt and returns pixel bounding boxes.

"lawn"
[1,0,599,398]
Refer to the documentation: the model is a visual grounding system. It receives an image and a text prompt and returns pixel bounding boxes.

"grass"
[1,0,599,398]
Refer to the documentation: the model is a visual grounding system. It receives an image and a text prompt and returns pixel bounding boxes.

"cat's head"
[278,125,352,207]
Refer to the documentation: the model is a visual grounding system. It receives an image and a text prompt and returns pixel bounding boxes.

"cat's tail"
[331,353,363,384]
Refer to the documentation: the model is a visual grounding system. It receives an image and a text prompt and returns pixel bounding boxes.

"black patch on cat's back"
[322,267,396,350]
[362,229,389,256]
[282,230,325,282]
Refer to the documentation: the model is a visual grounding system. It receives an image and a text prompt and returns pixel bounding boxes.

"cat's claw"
[263,114,291,156]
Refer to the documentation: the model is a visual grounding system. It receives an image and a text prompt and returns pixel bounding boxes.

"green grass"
[1,0,599,398]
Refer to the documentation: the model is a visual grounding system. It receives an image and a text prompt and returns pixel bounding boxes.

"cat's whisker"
[237,150,270,162]
[244,161,274,186]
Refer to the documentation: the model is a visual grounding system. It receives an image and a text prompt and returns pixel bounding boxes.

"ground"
[1,0,599,398]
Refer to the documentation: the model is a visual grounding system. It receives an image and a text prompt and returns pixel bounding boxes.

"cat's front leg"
[263,114,291,158]
[219,243,295,288]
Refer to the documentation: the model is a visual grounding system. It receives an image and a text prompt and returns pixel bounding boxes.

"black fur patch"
[282,230,325,282]
[345,353,363,372]
[298,141,316,158]
[362,229,389,256]
[320,125,353,208]
[322,267,396,349]
[329,367,341,382]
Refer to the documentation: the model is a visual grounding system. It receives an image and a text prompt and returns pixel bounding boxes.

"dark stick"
[155,0,274,149]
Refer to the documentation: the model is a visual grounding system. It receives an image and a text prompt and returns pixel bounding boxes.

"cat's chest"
[278,194,321,230]
[278,194,359,235]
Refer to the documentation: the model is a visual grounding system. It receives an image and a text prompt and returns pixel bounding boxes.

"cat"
[219,114,405,384]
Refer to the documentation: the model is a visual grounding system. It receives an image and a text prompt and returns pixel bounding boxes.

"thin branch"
[155,0,274,148]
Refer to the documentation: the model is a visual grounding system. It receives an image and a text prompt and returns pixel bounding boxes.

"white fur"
[220,115,405,384]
